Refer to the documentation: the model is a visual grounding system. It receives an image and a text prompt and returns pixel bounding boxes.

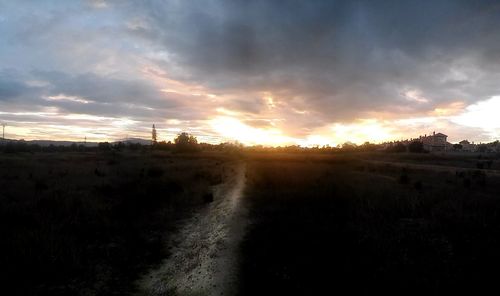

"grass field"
[3,150,500,295]
[239,152,500,295]
[0,150,236,295]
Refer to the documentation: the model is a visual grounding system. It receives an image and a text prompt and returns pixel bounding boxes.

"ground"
[2,151,500,295]
[239,152,500,295]
[0,150,237,295]
[136,162,247,296]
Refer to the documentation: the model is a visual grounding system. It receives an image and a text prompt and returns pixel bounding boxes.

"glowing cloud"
[209,116,296,146]
[452,96,500,129]
[328,120,394,145]
[402,90,429,103]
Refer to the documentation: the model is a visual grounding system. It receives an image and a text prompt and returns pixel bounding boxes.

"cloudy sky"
[1,0,500,145]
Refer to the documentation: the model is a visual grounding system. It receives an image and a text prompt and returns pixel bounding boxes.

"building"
[420,132,448,152]
[459,140,477,152]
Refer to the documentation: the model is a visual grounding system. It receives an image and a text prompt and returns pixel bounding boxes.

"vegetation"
[173,132,199,153]
[240,153,500,295]
[152,124,157,144]
[408,140,425,153]
[2,141,500,295]
[387,142,407,153]
[0,151,234,295]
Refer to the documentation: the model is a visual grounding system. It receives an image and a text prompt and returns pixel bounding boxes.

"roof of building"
[434,133,447,137]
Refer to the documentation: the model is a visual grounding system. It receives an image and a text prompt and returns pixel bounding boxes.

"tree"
[174,132,198,152]
[408,141,425,153]
[388,142,406,153]
[341,142,357,152]
[477,144,488,153]
[98,142,111,151]
[152,124,157,144]
[453,144,463,151]
[360,141,377,152]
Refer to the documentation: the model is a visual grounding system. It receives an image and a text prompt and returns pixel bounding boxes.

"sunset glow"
[210,116,295,146]
[5,3,500,295]
[1,1,500,145]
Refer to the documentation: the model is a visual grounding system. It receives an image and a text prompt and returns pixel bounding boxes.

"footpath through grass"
[0,151,234,296]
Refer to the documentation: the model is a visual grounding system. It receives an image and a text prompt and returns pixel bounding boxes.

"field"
[2,150,500,295]
[239,152,500,295]
[0,150,237,295]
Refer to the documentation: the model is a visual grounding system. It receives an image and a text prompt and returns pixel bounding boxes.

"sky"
[1,0,500,146]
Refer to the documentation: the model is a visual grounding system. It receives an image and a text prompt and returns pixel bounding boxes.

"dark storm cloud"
[2,0,500,142]
[125,0,500,121]
[33,70,172,107]
[0,79,28,101]
[0,69,199,123]
[0,71,39,102]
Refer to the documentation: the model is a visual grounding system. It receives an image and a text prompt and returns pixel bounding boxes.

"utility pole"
[1,123,5,140]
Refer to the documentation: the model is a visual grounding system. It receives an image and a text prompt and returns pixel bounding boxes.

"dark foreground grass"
[239,153,500,295]
[0,151,234,296]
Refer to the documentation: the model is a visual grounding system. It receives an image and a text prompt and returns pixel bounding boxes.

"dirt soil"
[136,162,247,296]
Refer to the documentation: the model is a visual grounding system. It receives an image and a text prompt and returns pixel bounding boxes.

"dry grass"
[239,152,500,295]
[0,150,236,296]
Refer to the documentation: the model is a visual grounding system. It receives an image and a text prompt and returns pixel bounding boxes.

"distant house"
[420,132,447,152]
[459,140,476,152]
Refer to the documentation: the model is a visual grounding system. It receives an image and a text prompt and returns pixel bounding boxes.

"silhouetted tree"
[360,141,377,152]
[174,132,198,152]
[98,142,111,151]
[388,143,406,153]
[408,141,425,153]
[453,144,463,151]
[341,142,357,152]
[477,144,488,153]
[152,124,157,144]
[113,142,125,151]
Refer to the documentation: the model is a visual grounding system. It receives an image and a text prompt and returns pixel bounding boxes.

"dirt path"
[136,162,247,296]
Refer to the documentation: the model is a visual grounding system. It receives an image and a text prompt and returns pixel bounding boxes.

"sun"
[209,116,295,146]
[209,116,396,147]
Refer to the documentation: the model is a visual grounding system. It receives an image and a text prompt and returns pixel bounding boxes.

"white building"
[420,132,447,152]
[459,140,477,152]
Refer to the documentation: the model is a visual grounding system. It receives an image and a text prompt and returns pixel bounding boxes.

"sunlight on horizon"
[209,116,297,146]
[3,95,500,145]
[209,116,396,147]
